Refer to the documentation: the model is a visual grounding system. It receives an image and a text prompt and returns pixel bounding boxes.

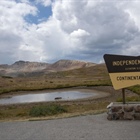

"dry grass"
[0,64,111,95]
[0,101,109,121]
[0,64,139,121]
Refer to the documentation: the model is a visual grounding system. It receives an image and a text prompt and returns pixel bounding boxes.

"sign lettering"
[104,54,140,90]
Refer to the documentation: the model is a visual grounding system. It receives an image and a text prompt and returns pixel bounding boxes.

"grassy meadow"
[0,64,140,121]
[0,64,111,94]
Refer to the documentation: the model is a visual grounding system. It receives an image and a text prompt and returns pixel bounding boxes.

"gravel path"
[0,113,140,140]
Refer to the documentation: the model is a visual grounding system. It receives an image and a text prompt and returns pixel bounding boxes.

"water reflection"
[0,90,98,105]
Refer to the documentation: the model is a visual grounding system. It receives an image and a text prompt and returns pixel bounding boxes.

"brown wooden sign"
[104,54,140,90]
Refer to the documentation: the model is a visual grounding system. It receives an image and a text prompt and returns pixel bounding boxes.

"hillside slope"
[0,60,96,77]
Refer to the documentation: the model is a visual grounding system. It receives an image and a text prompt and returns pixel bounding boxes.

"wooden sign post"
[122,88,125,104]
[104,54,140,104]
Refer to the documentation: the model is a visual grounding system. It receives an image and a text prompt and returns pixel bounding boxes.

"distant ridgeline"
[0,59,96,77]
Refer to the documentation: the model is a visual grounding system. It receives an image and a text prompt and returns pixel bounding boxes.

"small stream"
[0,90,100,105]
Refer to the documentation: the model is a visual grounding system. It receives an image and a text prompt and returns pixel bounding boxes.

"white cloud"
[0,0,37,35]
[52,0,140,61]
[70,29,90,38]
[0,0,38,63]
[0,0,140,64]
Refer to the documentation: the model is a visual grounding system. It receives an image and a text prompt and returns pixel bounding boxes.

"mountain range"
[0,60,96,77]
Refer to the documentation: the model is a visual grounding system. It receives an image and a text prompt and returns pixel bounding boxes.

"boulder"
[111,106,122,112]
[134,113,140,120]
[134,105,140,113]
[124,112,134,120]
[124,106,133,112]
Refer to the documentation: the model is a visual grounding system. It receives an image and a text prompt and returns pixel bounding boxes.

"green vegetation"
[1,76,13,79]
[117,96,140,102]
[116,85,140,102]
[128,85,140,95]
[29,104,67,117]
[0,101,109,121]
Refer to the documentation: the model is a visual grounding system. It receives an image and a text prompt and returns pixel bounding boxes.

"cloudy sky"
[0,0,140,64]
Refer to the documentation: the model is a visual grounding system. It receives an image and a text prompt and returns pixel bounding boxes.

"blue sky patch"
[25,3,52,24]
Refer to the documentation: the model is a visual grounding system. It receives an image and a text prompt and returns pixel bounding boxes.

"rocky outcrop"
[11,61,50,72]
[0,61,50,77]
[107,102,140,120]
[44,60,96,72]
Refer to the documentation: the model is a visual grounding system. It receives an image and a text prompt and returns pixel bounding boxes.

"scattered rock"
[55,97,62,100]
